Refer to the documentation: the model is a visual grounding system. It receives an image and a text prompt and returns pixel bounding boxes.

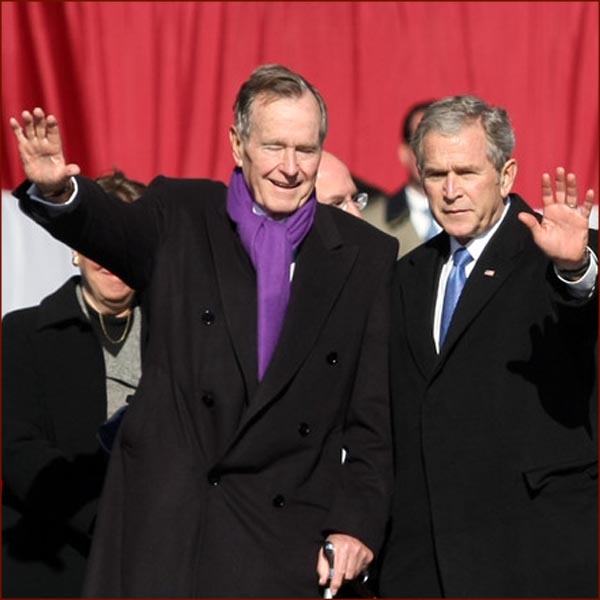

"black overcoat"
[2,277,109,597]
[378,196,598,598]
[16,175,398,597]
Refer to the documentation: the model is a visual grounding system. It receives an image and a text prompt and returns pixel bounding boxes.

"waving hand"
[10,107,80,199]
[518,167,595,271]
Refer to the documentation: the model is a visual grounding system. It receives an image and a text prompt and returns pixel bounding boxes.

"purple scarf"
[226,167,317,380]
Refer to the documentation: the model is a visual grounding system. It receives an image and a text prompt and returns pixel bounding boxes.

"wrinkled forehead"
[250,90,321,123]
[246,93,322,143]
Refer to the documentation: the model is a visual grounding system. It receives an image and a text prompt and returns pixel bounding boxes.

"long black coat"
[2,277,109,597]
[378,196,598,598]
[16,175,398,598]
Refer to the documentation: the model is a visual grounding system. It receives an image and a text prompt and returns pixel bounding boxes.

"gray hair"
[233,64,328,145]
[411,95,516,173]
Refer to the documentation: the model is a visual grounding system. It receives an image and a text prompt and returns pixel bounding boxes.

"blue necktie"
[440,246,473,346]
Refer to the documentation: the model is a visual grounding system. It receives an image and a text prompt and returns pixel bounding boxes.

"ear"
[499,159,518,197]
[398,142,411,167]
[229,126,244,167]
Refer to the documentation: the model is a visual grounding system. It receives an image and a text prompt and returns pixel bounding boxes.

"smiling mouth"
[271,180,300,189]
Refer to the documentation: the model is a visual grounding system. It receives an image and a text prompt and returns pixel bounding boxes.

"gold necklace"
[98,311,132,345]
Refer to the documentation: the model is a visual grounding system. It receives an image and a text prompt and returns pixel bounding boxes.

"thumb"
[65,163,81,178]
[518,211,539,233]
[317,551,329,585]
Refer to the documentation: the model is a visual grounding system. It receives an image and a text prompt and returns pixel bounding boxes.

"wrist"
[556,247,591,281]
[41,179,74,202]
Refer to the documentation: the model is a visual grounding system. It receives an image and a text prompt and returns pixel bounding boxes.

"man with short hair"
[316,150,366,219]
[378,95,598,598]
[10,64,397,598]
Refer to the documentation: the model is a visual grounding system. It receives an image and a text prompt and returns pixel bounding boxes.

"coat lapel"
[402,237,448,378]
[435,197,532,365]
[206,202,259,398]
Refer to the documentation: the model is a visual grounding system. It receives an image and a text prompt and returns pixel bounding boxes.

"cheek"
[251,157,280,179]
[81,257,102,270]
[473,187,501,218]
[306,156,322,177]
[424,182,442,204]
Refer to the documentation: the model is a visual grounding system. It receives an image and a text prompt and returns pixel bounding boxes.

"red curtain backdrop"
[2,1,598,207]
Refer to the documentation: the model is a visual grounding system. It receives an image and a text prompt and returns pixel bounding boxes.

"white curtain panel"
[2,189,78,316]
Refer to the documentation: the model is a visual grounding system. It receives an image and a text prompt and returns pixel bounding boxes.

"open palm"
[518,167,595,270]
[10,107,80,194]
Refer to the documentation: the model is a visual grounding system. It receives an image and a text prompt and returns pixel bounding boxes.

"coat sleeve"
[321,237,397,555]
[14,175,166,291]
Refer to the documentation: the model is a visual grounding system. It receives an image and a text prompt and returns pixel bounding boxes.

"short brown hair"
[95,169,146,203]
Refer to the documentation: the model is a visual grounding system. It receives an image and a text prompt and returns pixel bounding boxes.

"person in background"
[363,100,440,256]
[378,95,598,598]
[316,150,367,219]
[10,63,397,598]
[2,169,146,598]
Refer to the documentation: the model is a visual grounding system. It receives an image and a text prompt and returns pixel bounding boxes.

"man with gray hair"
[378,95,597,598]
[10,64,397,597]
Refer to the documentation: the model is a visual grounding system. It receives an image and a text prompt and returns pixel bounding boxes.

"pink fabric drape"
[2,2,598,207]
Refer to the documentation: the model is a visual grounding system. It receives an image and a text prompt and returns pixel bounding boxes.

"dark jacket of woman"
[2,276,110,598]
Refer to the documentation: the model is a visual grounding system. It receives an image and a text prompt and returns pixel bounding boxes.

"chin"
[442,221,475,240]
[104,286,132,299]
[266,200,304,218]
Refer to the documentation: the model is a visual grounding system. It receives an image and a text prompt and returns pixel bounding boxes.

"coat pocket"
[523,456,597,494]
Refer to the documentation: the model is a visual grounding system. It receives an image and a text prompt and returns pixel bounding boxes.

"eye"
[424,171,445,181]
[328,196,345,208]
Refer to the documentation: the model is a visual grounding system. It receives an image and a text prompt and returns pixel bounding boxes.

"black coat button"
[272,494,286,508]
[208,472,220,486]
[202,393,215,408]
[326,352,338,365]
[298,422,311,437]
[202,310,215,325]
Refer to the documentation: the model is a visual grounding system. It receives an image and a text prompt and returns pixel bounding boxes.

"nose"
[280,148,299,178]
[443,172,460,199]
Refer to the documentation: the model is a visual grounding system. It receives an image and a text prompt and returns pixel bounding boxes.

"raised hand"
[10,107,81,198]
[518,167,595,271]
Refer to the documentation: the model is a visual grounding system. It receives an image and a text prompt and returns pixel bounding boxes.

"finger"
[32,106,47,140]
[554,166,566,204]
[349,547,372,579]
[46,114,61,143]
[9,117,26,140]
[65,163,82,178]
[518,211,540,233]
[580,189,596,219]
[541,173,554,207]
[317,550,329,585]
[21,110,35,139]
[565,172,578,208]
[342,551,361,581]
[330,550,347,596]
